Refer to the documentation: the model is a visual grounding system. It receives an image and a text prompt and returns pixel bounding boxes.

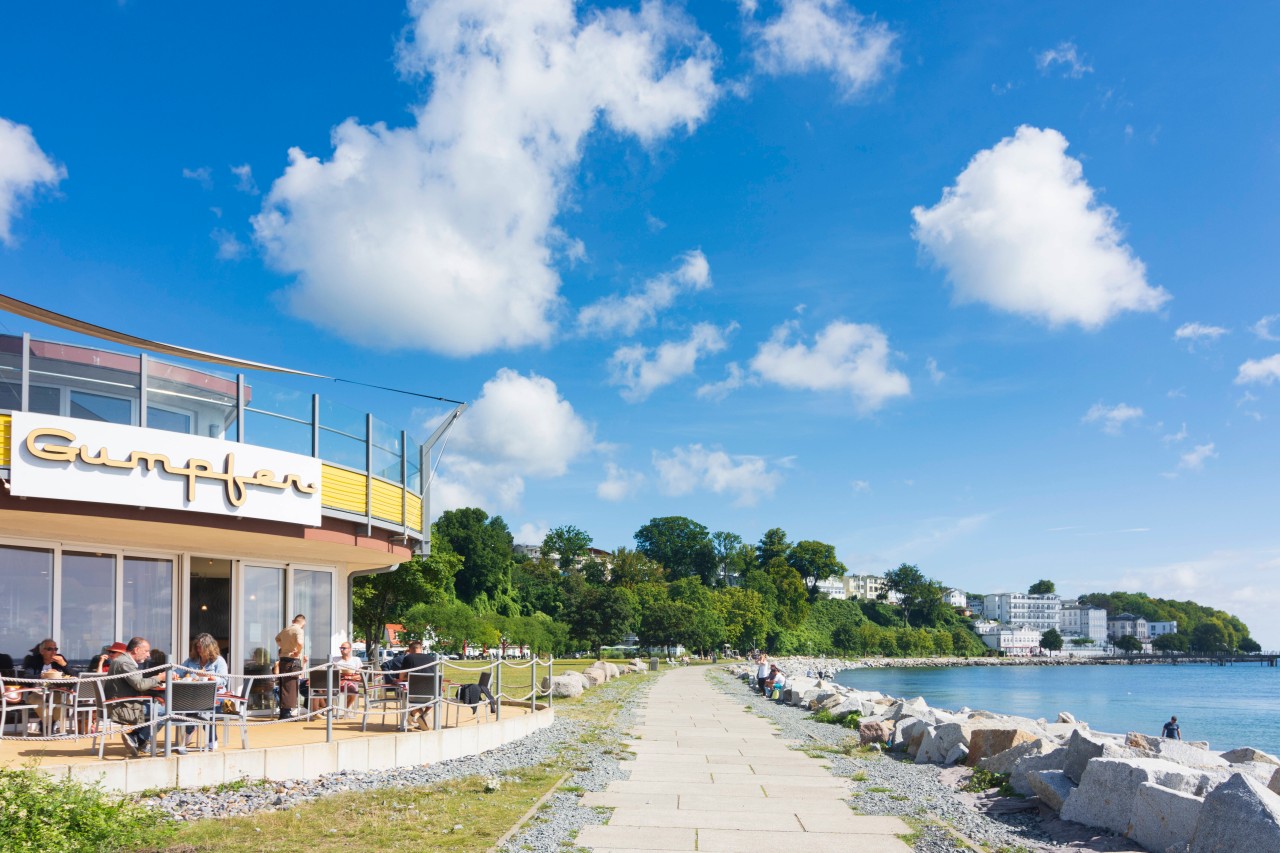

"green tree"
[1070,636,1096,647]
[713,587,770,652]
[634,516,717,584]
[567,585,638,657]
[668,577,726,655]
[512,558,564,618]
[435,507,515,604]
[763,558,809,630]
[1040,628,1064,653]
[1152,633,1189,654]
[883,563,947,628]
[351,540,461,655]
[756,527,792,568]
[1190,621,1231,654]
[1028,579,1056,595]
[1239,636,1262,654]
[607,546,666,588]
[786,540,847,600]
[541,525,592,571]
[1114,634,1143,654]
[711,531,744,585]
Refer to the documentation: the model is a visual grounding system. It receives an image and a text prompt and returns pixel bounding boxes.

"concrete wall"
[45,708,555,794]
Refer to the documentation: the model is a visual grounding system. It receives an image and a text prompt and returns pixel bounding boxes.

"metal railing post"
[365,413,374,536]
[325,662,333,743]
[312,394,320,458]
[139,353,148,428]
[432,661,441,731]
[494,659,501,721]
[236,374,245,442]
[20,332,30,411]
[531,659,536,713]
[548,658,554,710]
[162,661,173,758]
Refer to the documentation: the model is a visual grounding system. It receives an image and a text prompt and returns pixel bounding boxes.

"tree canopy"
[634,516,718,585]
[1028,579,1056,595]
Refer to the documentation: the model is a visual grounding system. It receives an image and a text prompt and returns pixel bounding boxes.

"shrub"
[960,767,1017,797]
[811,708,861,729]
[0,765,173,852]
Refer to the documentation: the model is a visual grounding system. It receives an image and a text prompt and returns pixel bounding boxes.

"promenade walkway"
[577,666,912,852]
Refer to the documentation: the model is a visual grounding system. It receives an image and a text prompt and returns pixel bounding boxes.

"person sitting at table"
[106,636,167,757]
[21,638,76,734]
[332,642,363,718]
[399,640,437,731]
[176,633,227,753]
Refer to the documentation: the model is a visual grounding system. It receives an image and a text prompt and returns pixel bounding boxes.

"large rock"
[827,698,863,720]
[579,667,605,688]
[546,674,584,698]
[980,738,1049,775]
[1027,769,1074,812]
[944,744,970,767]
[859,719,896,746]
[1057,711,1077,724]
[602,662,620,679]
[784,677,817,705]
[1064,730,1135,785]
[894,717,927,752]
[1187,773,1280,852]
[1061,758,1224,835]
[1126,782,1202,853]
[907,724,934,758]
[1010,746,1068,797]
[916,722,975,765]
[966,729,1040,767]
[1222,747,1280,767]
[1127,732,1231,771]
[888,696,933,722]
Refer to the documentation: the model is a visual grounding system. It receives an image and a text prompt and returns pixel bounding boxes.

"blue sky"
[2,2,1279,641]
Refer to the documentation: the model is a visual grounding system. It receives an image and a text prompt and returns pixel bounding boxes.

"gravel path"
[708,670,1138,853]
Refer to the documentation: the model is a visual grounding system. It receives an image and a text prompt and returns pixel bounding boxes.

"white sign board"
[9,412,323,526]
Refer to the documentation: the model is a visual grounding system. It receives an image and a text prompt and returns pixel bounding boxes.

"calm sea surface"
[833,663,1280,756]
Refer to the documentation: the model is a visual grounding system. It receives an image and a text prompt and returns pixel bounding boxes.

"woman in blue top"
[177,633,228,752]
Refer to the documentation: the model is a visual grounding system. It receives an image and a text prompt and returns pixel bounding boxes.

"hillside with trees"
[353,509,988,658]
[1078,591,1256,653]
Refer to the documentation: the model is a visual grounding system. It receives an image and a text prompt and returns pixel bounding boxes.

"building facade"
[0,329,458,715]
[944,588,967,609]
[813,577,847,600]
[982,593,1062,633]
[974,622,1042,656]
[1148,620,1178,637]
[1060,602,1109,644]
[843,574,888,600]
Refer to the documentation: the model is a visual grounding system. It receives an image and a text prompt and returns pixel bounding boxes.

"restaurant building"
[0,321,461,714]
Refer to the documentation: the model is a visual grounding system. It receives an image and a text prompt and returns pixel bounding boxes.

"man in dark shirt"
[399,640,438,731]
[1162,716,1181,740]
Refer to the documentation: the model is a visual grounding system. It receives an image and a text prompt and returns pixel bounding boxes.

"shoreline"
[764,654,1236,673]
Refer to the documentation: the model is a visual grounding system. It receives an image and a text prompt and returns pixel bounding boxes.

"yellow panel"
[0,414,9,467]
[321,464,367,514]
[406,493,422,528]
[371,479,404,525]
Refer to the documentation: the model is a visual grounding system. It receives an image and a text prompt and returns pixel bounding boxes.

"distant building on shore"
[967,595,986,618]
[983,593,1062,633]
[844,573,889,601]
[1061,601,1108,644]
[1108,612,1150,641]
[813,577,847,599]
[1148,620,1178,637]
[944,588,967,609]
[974,621,1042,656]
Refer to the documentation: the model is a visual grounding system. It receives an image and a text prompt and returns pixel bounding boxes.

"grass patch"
[2,765,173,853]
[850,770,868,782]
[960,768,1018,797]
[865,786,893,794]
[896,815,925,847]
[153,765,561,852]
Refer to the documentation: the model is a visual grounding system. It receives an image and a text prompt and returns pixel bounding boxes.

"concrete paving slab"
[697,828,912,853]
[743,763,833,776]
[580,791,680,809]
[677,795,852,814]
[606,807,804,831]
[575,825,696,851]
[607,780,768,798]
[797,813,913,835]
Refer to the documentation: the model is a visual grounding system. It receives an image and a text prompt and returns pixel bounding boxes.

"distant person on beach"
[1162,716,1181,739]
[756,654,770,695]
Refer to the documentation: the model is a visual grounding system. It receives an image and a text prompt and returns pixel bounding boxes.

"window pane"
[293,570,333,662]
[70,390,131,424]
[123,557,173,664]
[0,381,18,411]
[0,383,59,414]
[242,566,283,712]
[0,545,53,669]
[61,552,116,670]
[147,406,192,434]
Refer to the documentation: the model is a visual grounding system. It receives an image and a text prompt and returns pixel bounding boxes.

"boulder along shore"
[728,658,1280,852]
[768,654,1237,672]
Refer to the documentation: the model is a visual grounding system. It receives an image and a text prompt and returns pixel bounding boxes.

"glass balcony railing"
[0,332,430,533]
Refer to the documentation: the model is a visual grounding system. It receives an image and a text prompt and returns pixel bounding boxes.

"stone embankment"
[729,661,1280,852]
[767,655,1229,673]
[541,659,646,698]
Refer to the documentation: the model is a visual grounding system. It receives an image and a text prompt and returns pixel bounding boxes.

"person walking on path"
[275,614,306,719]
[1162,715,1181,740]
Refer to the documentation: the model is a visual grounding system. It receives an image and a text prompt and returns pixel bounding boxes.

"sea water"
[834,663,1280,756]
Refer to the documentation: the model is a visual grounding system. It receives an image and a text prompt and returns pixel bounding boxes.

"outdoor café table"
[21,677,76,736]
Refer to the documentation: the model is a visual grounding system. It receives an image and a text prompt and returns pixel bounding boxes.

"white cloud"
[653,443,782,506]
[751,0,898,97]
[597,462,645,501]
[609,322,732,402]
[578,250,711,336]
[231,163,259,195]
[1082,402,1143,435]
[749,319,910,412]
[512,521,549,547]
[912,126,1169,330]
[1252,314,1280,341]
[434,368,595,513]
[1162,422,1188,444]
[1235,355,1280,386]
[1173,322,1228,349]
[696,361,751,401]
[0,118,65,246]
[1179,442,1217,471]
[182,166,213,189]
[254,0,719,356]
[851,479,871,493]
[1035,41,1093,78]
[645,212,666,232]
[925,356,945,384]
[211,228,246,261]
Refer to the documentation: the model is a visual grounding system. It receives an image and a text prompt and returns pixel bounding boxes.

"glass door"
[241,565,284,712]
[188,558,231,669]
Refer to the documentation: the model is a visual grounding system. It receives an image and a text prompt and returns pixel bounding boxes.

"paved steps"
[575,666,913,852]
